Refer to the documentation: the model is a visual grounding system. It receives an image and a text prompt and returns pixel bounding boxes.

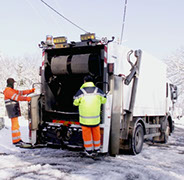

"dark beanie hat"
[7,78,16,87]
[84,75,93,82]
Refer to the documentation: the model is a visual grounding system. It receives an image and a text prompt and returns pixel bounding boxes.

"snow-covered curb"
[173,117,184,129]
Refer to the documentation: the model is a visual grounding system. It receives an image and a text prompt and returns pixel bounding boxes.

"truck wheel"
[163,120,170,143]
[131,123,144,155]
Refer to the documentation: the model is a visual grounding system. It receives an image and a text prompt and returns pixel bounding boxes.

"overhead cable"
[25,0,48,26]
[120,0,128,44]
[40,0,88,33]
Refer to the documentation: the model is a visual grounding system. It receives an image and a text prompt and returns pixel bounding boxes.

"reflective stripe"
[12,136,21,140]
[75,92,105,98]
[15,95,18,101]
[81,88,104,97]
[5,99,20,118]
[80,115,100,119]
[94,140,100,145]
[85,147,93,151]
[80,88,87,94]
[11,93,19,101]
[84,140,93,145]
[94,146,100,150]
[11,93,16,100]
[94,87,98,94]
[97,92,106,97]
[73,94,84,100]
[74,88,105,100]
[12,130,20,134]
[18,91,23,95]
[5,100,17,105]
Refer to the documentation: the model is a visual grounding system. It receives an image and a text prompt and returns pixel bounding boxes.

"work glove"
[26,97,31,102]
[31,88,35,93]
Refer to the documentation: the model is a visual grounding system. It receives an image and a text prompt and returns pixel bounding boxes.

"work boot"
[84,150,93,157]
[13,140,24,146]
[93,149,100,156]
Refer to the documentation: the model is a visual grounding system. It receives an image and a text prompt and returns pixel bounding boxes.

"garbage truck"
[28,33,177,156]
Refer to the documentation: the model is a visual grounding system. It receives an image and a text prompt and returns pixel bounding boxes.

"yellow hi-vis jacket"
[73,82,107,127]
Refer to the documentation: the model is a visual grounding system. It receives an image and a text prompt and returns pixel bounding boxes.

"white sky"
[0,0,184,59]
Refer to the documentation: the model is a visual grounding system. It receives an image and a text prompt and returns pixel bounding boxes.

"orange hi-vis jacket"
[4,87,34,144]
[4,87,33,118]
[4,87,33,101]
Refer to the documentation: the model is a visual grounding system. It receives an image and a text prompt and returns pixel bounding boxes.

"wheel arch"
[130,117,146,136]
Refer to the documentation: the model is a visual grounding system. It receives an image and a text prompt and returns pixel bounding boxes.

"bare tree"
[14,53,41,89]
[0,53,41,117]
[164,47,184,114]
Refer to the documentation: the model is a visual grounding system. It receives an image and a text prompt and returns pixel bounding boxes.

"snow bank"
[174,117,184,128]
[0,117,184,180]
[0,116,29,154]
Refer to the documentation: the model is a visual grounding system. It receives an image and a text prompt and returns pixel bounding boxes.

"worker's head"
[84,75,93,83]
[7,78,16,89]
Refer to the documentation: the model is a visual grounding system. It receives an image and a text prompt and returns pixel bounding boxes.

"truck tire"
[163,119,170,143]
[155,118,170,144]
[131,123,144,155]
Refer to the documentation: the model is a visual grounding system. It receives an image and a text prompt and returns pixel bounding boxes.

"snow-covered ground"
[0,117,184,180]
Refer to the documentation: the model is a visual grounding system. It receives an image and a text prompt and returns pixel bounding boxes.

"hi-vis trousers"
[11,117,21,144]
[81,125,101,151]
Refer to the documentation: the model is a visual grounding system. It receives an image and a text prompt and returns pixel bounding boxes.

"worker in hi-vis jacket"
[73,75,106,156]
[3,78,35,146]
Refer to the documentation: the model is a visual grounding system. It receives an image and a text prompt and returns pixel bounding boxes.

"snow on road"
[0,117,184,180]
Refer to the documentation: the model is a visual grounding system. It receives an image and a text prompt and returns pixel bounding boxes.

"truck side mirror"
[171,85,177,101]
[172,86,178,100]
